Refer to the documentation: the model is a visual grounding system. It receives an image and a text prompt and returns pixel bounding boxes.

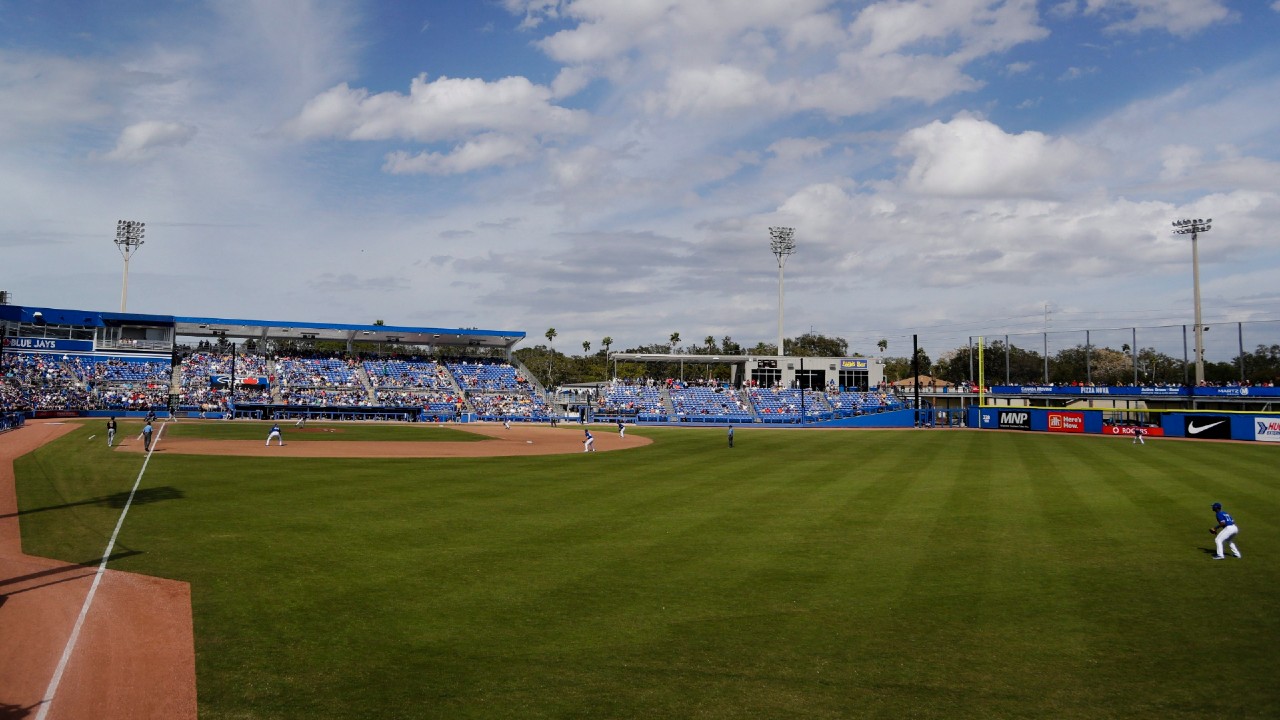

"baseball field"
[8,421,1279,719]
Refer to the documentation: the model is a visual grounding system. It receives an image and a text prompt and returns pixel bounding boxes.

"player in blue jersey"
[266,423,284,447]
[1210,502,1241,559]
[583,428,595,452]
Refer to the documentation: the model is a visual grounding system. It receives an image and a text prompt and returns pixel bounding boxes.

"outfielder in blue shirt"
[1210,502,1241,559]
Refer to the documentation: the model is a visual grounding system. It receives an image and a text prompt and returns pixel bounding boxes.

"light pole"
[1172,218,1211,384]
[770,226,795,357]
[114,219,146,312]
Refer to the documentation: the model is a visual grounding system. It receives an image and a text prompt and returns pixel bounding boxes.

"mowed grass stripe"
[13,425,1280,719]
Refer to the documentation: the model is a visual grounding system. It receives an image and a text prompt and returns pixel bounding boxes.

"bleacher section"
[67,356,172,411]
[747,388,832,422]
[597,382,668,421]
[447,359,547,421]
[364,358,464,419]
[177,352,273,410]
[2,353,91,410]
[468,392,549,421]
[670,386,753,423]
[828,390,903,417]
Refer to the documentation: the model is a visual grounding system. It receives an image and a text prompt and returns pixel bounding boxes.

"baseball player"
[106,417,117,447]
[728,424,734,448]
[266,423,284,447]
[295,415,306,428]
[503,417,511,430]
[141,422,153,452]
[1132,425,1145,445]
[1210,502,1241,559]
[617,418,625,438]
[583,428,595,453]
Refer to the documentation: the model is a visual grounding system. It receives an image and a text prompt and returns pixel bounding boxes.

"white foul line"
[35,421,165,720]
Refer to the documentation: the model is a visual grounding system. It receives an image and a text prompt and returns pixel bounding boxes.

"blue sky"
[2,0,1278,362]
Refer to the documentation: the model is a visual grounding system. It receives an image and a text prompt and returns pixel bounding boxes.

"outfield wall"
[967,407,1280,443]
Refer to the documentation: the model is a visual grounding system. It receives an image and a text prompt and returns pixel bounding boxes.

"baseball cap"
[1211,502,1222,510]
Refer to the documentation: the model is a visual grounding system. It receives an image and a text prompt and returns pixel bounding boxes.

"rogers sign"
[1103,425,1165,437]
[1047,412,1084,433]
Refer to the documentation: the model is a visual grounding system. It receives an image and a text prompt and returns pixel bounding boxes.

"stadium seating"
[598,382,666,419]
[363,359,454,389]
[670,386,753,422]
[747,388,832,422]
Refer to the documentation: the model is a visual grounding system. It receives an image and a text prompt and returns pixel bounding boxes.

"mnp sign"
[999,410,1031,430]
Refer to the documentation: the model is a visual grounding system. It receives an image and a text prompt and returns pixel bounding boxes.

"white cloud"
[288,74,586,142]
[383,134,535,175]
[1082,0,1233,36]
[768,137,831,163]
[102,121,198,162]
[896,114,1101,198]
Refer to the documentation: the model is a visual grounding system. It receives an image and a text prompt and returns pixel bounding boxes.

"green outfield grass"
[14,424,1280,719]
[162,420,485,442]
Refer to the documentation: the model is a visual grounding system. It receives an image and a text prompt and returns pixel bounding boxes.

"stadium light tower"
[114,219,146,312]
[1172,217,1211,385]
[770,226,796,357]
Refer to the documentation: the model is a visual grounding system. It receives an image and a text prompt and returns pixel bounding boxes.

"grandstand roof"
[172,315,523,349]
[611,352,752,364]
[0,304,524,349]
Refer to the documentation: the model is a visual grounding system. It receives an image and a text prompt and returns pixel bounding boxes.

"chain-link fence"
[946,320,1280,386]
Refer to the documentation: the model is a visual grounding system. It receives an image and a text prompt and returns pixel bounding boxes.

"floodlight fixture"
[113,219,146,312]
[770,226,796,357]
[1172,217,1212,384]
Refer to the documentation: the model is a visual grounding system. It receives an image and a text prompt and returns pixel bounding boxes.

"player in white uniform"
[266,423,284,446]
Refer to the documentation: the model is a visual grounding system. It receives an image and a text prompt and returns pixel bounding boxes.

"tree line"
[514,330,1280,389]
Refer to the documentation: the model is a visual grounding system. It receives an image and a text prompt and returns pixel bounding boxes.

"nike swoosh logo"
[1188,420,1226,435]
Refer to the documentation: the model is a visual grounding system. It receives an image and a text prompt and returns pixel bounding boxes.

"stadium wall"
[967,406,1280,443]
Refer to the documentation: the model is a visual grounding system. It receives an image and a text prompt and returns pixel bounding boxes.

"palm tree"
[582,340,591,354]
[878,338,888,355]
[545,328,557,384]
[669,332,680,352]
[704,335,716,354]
[601,336,613,381]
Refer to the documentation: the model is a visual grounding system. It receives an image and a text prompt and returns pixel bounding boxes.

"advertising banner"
[989,385,1189,397]
[840,359,869,370]
[998,410,1031,430]
[1103,425,1165,437]
[210,375,271,388]
[1197,387,1280,398]
[1047,412,1084,433]
[1255,417,1280,443]
[3,337,95,352]
[1183,415,1232,440]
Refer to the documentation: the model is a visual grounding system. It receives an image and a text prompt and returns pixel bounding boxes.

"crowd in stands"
[277,356,358,388]
[449,360,531,391]
[598,381,666,417]
[670,386,752,420]
[469,392,548,419]
[364,358,454,389]
[280,387,370,407]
